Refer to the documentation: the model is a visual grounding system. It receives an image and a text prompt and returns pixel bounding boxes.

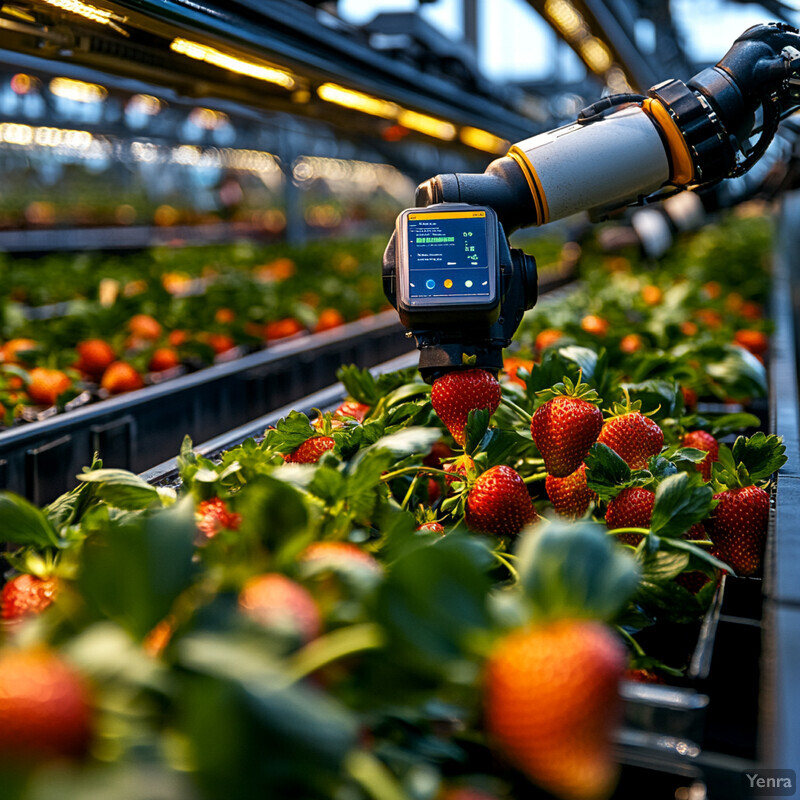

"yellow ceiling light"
[317,83,398,119]
[397,109,456,141]
[579,37,613,73]
[50,76,107,103]
[544,0,584,38]
[460,126,509,154]
[170,38,295,90]
[35,0,128,35]
[126,94,162,116]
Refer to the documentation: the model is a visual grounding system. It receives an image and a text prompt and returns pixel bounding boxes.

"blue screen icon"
[425,279,436,290]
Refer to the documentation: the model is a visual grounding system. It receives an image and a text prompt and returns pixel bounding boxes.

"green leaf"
[731,432,787,483]
[337,363,379,406]
[355,426,441,463]
[262,411,316,453]
[481,428,533,468]
[585,443,633,500]
[516,520,640,623]
[0,492,61,549]
[622,379,683,420]
[650,473,713,538]
[78,497,199,639]
[76,468,161,510]
[704,412,761,438]
[557,345,599,381]
[705,345,767,399]
[464,409,490,455]
[235,475,309,549]
[647,456,678,481]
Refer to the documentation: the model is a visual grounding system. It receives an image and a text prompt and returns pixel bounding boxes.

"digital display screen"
[406,210,491,300]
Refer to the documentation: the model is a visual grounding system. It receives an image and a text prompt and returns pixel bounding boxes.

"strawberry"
[0,647,92,761]
[315,308,346,332]
[535,328,564,352]
[1,339,37,365]
[465,465,538,536]
[619,334,643,354]
[597,398,663,470]
[624,668,664,684]
[640,285,662,306]
[546,463,595,519]
[675,571,711,595]
[335,400,370,422]
[605,487,654,546]
[168,329,190,347]
[683,523,708,541]
[580,315,609,337]
[423,441,454,469]
[417,521,445,535]
[431,368,501,446]
[733,329,769,356]
[681,430,719,481]
[286,436,335,463]
[75,339,115,377]
[27,367,72,406]
[531,377,602,477]
[238,573,321,644]
[299,541,383,579]
[485,620,624,800]
[128,313,162,341]
[681,385,698,410]
[214,307,236,325]
[199,332,236,355]
[706,485,770,576]
[100,361,144,395]
[2,574,59,621]
[265,317,305,342]
[503,357,534,388]
[196,497,242,543]
[148,347,181,373]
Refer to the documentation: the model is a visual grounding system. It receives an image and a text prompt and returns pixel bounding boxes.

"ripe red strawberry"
[681,430,719,482]
[286,436,335,463]
[75,339,115,377]
[546,463,595,520]
[2,574,59,622]
[238,573,321,643]
[100,361,144,395]
[335,400,370,422]
[605,487,654,546]
[417,521,445,534]
[706,485,770,576]
[431,369,501,446]
[485,620,624,800]
[675,571,712,595]
[196,497,242,543]
[0,647,92,761]
[423,441,454,469]
[530,377,602,477]
[465,465,538,536]
[733,329,768,356]
[683,523,708,541]
[597,412,663,469]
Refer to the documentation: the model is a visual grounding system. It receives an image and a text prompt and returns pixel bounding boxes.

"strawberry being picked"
[596,394,663,470]
[706,433,786,576]
[465,465,538,536]
[531,376,603,477]
[431,368,501,446]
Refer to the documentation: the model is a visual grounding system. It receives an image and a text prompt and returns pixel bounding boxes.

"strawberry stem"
[500,397,532,423]
[491,550,519,582]
[616,625,646,657]
[400,473,422,510]
[523,472,547,483]
[346,750,410,800]
[380,466,449,482]
[606,527,651,536]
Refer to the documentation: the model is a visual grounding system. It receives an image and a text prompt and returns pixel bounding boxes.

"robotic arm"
[383,22,800,380]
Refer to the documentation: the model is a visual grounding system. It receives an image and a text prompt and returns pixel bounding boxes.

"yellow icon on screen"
[444,278,453,289]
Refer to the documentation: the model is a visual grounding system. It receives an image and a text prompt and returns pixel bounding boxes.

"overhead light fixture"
[544,0,583,38]
[317,83,398,119]
[459,126,509,154]
[50,76,107,103]
[126,94,163,116]
[35,0,128,35]
[170,38,295,90]
[397,109,456,141]
[579,37,613,73]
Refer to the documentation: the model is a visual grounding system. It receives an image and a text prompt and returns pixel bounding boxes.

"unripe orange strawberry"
[148,347,181,373]
[238,573,321,643]
[706,485,770,576]
[681,430,719,481]
[597,413,663,470]
[465,465,538,536]
[286,436,335,463]
[0,648,92,761]
[314,308,346,332]
[531,395,602,478]
[605,487,655,546]
[1,338,37,365]
[546,463,595,519]
[265,317,305,341]
[503,357,534,387]
[431,369,501,446]
[640,285,662,305]
[75,339,115,377]
[27,367,71,406]
[214,307,236,325]
[100,361,144,395]
[485,620,625,800]
[128,314,162,341]
[535,328,564,352]
[619,334,643,354]
[168,329,190,347]
[2,574,59,621]
[580,315,609,337]
[733,329,769,356]
[199,332,236,355]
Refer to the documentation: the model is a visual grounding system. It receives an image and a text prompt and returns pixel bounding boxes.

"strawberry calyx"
[603,386,659,420]
[536,372,601,406]
[711,433,787,491]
